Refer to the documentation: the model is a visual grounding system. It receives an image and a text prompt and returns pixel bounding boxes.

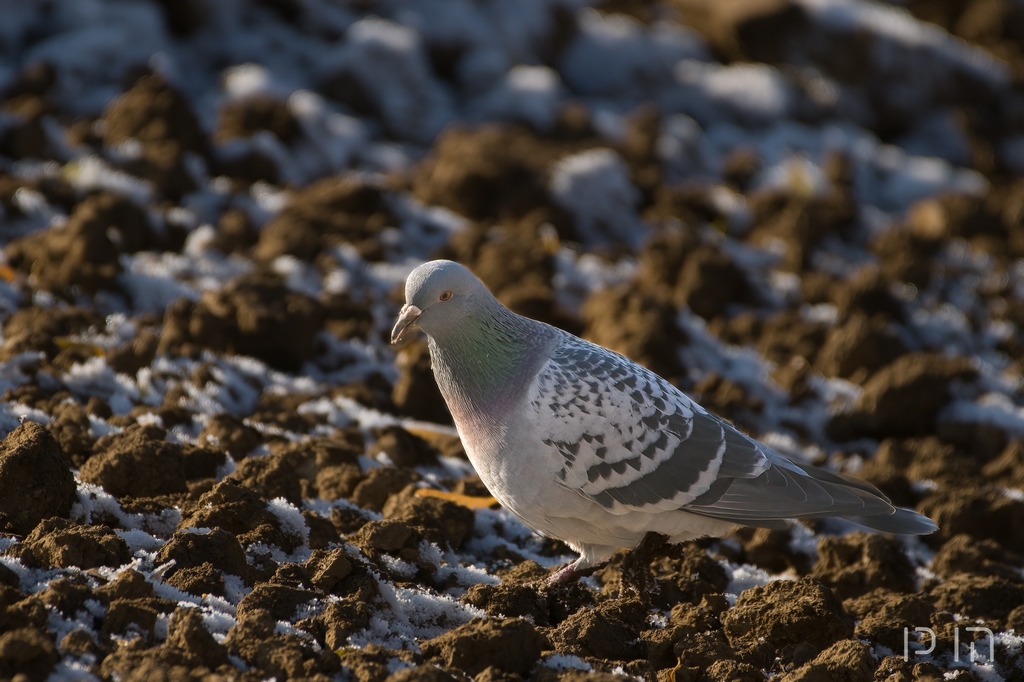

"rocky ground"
[1,0,1023,680]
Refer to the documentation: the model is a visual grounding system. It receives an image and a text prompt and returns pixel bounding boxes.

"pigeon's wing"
[529,338,770,514]
[530,337,903,526]
[682,447,896,522]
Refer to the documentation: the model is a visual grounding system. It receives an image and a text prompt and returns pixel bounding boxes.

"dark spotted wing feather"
[528,337,769,513]
[529,335,901,524]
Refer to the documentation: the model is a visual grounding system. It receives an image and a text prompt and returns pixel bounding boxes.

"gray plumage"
[392,260,937,580]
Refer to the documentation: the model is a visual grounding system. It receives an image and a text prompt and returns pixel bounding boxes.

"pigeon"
[392,260,938,583]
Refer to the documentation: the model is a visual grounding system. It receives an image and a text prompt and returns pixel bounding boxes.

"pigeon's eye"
[439,290,453,302]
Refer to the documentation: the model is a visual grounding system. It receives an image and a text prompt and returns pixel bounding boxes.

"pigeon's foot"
[618,532,669,600]
[545,559,604,585]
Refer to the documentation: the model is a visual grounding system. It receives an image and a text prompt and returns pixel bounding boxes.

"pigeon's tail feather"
[792,460,939,534]
[788,459,892,502]
[847,508,938,535]
[684,447,939,536]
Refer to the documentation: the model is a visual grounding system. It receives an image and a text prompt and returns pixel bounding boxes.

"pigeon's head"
[391,260,493,344]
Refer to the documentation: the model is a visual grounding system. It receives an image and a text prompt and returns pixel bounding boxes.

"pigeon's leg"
[545,545,614,584]
[547,561,594,584]
[619,532,669,599]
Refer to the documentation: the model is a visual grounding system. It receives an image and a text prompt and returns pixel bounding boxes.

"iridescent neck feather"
[428,304,555,427]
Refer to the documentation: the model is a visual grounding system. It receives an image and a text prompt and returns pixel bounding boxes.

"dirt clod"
[676,246,756,320]
[216,94,302,144]
[254,177,396,262]
[158,272,326,372]
[422,617,546,676]
[928,574,1024,626]
[705,659,765,682]
[722,578,854,664]
[164,562,224,598]
[382,486,475,550]
[305,548,353,593]
[827,353,977,440]
[0,627,60,681]
[412,126,560,223]
[732,526,810,575]
[0,423,76,535]
[0,307,101,362]
[352,519,420,557]
[815,313,908,383]
[165,606,230,669]
[200,413,263,460]
[96,569,154,604]
[781,638,876,682]
[917,488,1024,553]
[373,426,440,469]
[550,607,642,662]
[80,424,187,498]
[7,517,130,569]
[156,527,250,588]
[228,449,310,506]
[101,73,206,198]
[392,339,452,424]
[6,192,156,295]
[930,534,1024,582]
[849,591,936,653]
[237,583,318,622]
[350,467,421,512]
[179,479,305,554]
[809,532,916,600]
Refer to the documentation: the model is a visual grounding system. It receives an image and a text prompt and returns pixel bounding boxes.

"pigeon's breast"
[453,367,574,524]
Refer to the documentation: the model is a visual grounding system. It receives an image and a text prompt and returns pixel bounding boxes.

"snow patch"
[549,148,645,248]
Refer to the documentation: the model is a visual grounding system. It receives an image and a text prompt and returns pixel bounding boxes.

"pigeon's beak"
[391,304,422,344]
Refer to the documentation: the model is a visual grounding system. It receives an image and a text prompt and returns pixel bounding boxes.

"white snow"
[471,65,563,131]
[549,148,645,248]
[266,497,311,544]
[464,507,572,571]
[802,0,1009,89]
[63,156,154,205]
[560,9,708,99]
[940,396,1024,441]
[673,61,795,126]
[348,575,486,651]
[320,17,453,145]
[73,480,181,539]
[726,563,795,599]
[543,653,593,671]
